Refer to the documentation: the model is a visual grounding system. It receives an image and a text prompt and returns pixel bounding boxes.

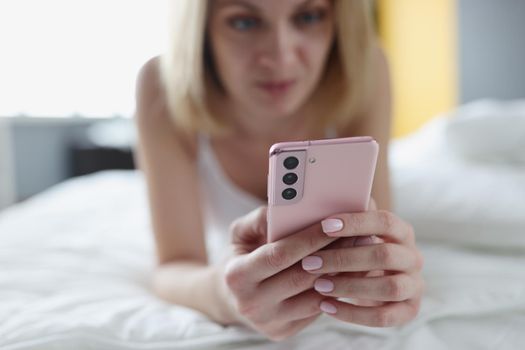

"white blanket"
[1,107,525,349]
[1,170,524,349]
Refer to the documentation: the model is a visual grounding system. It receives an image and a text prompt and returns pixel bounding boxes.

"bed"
[1,100,524,349]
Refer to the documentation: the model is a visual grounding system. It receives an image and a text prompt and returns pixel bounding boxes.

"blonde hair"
[160,0,375,137]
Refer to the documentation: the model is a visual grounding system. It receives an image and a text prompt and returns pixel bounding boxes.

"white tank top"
[197,127,337,264]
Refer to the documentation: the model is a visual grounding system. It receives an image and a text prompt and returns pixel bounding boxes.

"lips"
[257,80,296,97]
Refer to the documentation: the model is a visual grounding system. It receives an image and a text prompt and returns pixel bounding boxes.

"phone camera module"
[282,188,297,200]
[282,172,298,185]
[283,156,299,170]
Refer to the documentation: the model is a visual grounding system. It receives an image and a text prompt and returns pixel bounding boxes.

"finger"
[286,314,321,335]
[230,206,268,254]
[321,234,383,251]
[278,289,325,322]
[321,210,415,246]
[268,313,320,342]
[302,243,420,274]
[342,298,385,307]
[259,262,322,302]
[240,222,338,282]
[321,235,384,277]
[319,297,422,327]
[329,269,385,283]
[318,267,386,306]
[313,273,423,302]
[344,270,387,296]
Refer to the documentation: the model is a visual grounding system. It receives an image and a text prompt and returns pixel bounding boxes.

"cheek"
[210,34,252,90]
[303,30,334,75]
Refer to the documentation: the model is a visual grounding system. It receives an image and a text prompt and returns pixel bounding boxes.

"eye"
[228,16,261,31]
[294,9,326,26]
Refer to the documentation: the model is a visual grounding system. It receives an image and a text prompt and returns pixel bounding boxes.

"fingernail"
[321,218,343,234]
[302,256,323,271]
[354,235,375,246]
[320,301,337,314]
[314,279,334,293]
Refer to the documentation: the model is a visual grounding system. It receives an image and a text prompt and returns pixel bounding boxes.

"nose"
[256,22,298,72]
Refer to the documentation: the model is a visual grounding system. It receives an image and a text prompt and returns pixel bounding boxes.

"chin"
[262,104,301,121]
[256,96,306,120]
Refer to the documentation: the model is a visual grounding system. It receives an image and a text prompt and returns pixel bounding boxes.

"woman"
[134,0,424,341]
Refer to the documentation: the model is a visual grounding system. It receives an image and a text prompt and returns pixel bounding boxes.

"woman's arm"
[339,44,393,211]
[134,57,236,324]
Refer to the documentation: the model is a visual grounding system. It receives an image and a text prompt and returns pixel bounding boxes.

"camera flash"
[308,157,316,163]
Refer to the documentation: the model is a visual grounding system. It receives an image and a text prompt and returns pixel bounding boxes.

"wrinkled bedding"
[1,108,524,349]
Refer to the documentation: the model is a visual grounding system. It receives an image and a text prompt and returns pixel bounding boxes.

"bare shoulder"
[134,55,197,159]
[340,42,391,133]
[338,42,393,210]
[371,43,389,73]
[134,56,206,264]
[135,56,163,114]
[363,42,391,119]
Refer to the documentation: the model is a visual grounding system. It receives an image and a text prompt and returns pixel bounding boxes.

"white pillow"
[390,115,525,250]
[445,99,525,165]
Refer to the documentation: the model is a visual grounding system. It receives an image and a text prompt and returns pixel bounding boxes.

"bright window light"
[0,0,169,118]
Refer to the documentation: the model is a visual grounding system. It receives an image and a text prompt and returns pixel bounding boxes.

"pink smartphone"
[267,136,379,242]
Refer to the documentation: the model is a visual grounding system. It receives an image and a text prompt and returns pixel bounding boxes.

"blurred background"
[1,0,524,210]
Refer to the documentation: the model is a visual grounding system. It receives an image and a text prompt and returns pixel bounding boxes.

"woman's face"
[208,0,335,120]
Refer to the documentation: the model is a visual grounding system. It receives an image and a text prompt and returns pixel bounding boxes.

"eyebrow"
[214,0,260,12]
[295,0,318,11]
[215,0,318,13]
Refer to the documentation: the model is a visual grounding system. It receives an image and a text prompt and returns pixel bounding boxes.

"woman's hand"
[302,208,425,327]
[214,206,342,341]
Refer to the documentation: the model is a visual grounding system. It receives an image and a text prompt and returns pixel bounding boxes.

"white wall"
[0,118,16,210]
[458,0,525,102]
[8,117,97,202]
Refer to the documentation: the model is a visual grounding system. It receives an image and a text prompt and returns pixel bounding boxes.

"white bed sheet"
[1,170,524,350]
[2,106,525,349]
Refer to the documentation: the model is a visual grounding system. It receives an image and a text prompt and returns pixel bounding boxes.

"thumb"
[230,206,268,255]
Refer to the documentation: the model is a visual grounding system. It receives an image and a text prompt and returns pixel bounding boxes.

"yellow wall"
[378,0,458,138]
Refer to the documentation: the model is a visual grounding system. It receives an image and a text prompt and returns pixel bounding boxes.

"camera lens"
[282,172,298,185]
[282,188,297,200]
[283,156,299,169]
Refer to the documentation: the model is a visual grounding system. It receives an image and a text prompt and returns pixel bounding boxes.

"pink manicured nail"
[320,301,337,314]
[314,279,334,293]
[321,218,343,233]
[302,256,323,270]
